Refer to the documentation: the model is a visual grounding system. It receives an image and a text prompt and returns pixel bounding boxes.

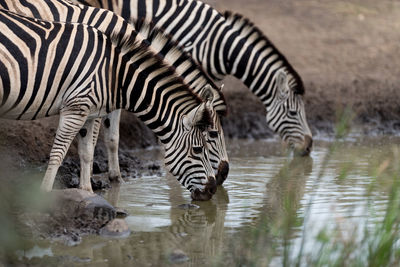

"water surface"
[21,137,400,265]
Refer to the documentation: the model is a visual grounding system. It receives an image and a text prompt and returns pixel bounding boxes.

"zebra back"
[134,19,227,114]
[0,0,140,48]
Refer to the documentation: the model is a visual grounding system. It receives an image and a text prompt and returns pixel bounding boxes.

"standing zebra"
[0,0,229,186]
[76,0,313,157]
[0,8,219,200]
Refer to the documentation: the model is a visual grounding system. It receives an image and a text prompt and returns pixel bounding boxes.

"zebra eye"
[193,146,203,154]
[209,131,218,138]
[289,110,297,116]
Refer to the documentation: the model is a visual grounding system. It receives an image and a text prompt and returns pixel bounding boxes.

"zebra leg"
[77,118,98,193]
[40,108,89,192]
[92,118,102,147]
[103,110,122,183]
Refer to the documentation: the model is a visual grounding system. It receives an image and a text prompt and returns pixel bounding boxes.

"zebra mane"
[133,19,227,115]
[109,29,205,105]
[223,11,305,95]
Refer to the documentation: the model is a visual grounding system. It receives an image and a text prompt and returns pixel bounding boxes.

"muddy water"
[23,137,400,265]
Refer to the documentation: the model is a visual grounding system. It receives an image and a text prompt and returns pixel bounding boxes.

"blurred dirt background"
[1,0,399,175]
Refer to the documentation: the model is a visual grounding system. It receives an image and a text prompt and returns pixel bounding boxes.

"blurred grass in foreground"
[217,107,400,266]
[0,143,45,264]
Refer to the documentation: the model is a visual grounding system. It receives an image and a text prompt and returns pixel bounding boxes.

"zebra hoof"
[191,177,217,201]
[109,171,123,183]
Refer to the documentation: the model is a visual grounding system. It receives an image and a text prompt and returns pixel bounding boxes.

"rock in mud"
[90,174,111,191]
[99,218,130,238]
[49,189,116,230]
[56,158,80,189]
[18,189,117,245]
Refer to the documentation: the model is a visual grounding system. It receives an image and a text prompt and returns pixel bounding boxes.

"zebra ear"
[202,84,227,116]
[182,103,210,130]
[276,70,289,97]
[200,84,216,103]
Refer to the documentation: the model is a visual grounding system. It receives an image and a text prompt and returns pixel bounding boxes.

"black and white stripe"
[0,8,218,200]
[76,0,313,156]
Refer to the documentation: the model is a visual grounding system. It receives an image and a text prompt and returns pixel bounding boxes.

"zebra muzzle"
[191,177,217,201]
[293,135,313,157]
[216,161,229,186]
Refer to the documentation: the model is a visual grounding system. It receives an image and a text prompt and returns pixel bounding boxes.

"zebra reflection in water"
[69,156,313,266]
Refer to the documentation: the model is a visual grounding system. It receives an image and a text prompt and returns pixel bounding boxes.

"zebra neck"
[219,13,304,100]
[136,23,227,112]
[119,56,200,143]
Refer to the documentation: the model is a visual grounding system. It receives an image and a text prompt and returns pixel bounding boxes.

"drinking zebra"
[0,0,229,187]
[76,0,313,157]
[134,21,229,184]
[0,8,219,200]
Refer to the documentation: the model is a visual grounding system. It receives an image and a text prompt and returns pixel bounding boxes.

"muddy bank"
[18,189,118,245]
[0,153,130,256]
[220,77,400,139]
[0,113,162,189]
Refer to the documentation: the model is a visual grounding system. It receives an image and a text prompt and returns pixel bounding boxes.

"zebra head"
[165,102,218,201]
[200,85,229,186]
[266,69,313,156]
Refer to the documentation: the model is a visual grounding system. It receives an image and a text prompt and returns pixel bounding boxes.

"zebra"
[75,0,313,159]
[135,22,229,184]
[0,0,229,186]
[0,8,220,200]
